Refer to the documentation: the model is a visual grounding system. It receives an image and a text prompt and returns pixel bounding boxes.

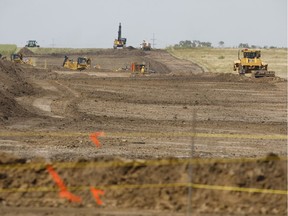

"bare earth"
[0,49,287,215]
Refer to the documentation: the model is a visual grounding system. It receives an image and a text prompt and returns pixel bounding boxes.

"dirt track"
[0,49,287,215]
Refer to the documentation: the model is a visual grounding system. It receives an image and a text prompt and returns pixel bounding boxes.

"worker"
[141,65,145,74]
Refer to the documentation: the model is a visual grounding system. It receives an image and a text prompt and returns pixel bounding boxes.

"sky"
[0,0,287,48]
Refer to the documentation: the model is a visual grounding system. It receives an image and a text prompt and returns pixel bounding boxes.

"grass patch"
[167,48,287,78]
[30,47,103,55]
[0,44,17,56]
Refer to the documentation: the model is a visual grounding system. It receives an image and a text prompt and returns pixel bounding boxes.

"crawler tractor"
[11,53,33,65]
[63,56,91,71]
[233,49,275,78]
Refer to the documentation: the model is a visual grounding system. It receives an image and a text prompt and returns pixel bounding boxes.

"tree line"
[173,40,212,48]
[172,40,279,49]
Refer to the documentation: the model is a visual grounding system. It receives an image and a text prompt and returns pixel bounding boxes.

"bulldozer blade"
[252,70,275,78]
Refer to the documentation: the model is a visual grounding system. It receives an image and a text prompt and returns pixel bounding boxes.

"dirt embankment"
[0,152,286,215]
[0,60,37,123]
[17,47,34,56]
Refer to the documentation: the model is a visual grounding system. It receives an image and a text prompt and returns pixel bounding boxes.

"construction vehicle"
[63,56,91,71]
[141,40,151,51]
[233,49,275,78]
[131,62,149,73]
[25,40,40,48]
[10,53,33,65]
[0,54,6,60]
[113,23,127,49]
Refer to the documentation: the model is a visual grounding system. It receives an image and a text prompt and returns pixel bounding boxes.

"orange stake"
[89,132,105,147]
[46,165,82,203]
[59,190,82,203]
[90,187,105,205]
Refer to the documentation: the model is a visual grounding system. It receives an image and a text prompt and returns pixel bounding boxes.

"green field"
[0,44,17,56]
[27,47,101,55]
[167,48,287,79]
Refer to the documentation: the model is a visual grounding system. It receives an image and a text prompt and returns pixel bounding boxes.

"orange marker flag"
[90,187,105,205]
[59,190,82,203]
[46,165,82,203]
[89,132,105,147]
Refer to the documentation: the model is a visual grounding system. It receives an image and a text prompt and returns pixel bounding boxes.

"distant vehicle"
[131,62,149,73]
[233,49,275,78]
[140,40,151,51]
[63,56,91,71]
[25,40,40,48]
[10,53,33,65]
[113,23,127,49]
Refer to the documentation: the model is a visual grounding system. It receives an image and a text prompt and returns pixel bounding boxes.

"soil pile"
[0,60,35,122]
[17,47,34,56]
[0,153,286,215]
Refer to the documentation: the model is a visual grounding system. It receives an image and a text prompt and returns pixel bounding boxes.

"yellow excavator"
[63,56,91,71]
[233,49,275,78]
[113,23,127,49]
[11,53,33,65]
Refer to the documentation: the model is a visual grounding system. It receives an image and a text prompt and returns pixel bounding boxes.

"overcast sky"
[0,0,287,48]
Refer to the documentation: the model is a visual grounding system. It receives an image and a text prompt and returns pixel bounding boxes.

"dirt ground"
[0,49,287,215]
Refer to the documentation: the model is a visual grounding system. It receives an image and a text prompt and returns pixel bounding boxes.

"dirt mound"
[17,47,34,56]
[0,152,286,215]
[207,72,286,83]
[0,60,35,96]
[126,46,136,50]
[0,61,36,122]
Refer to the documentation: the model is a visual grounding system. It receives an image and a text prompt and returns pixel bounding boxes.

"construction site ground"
[0,48,287,215]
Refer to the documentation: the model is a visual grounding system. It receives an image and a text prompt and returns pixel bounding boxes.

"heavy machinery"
[141,40,151,51]
[25,40,40,48]
[63,56,91,71]
[131,62,149,73]
[113,23,127,49]
[233,49,275,78]
[10,53,33,65]
[0,54,6,60]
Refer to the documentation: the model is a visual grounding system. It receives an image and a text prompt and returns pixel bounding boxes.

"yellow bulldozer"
[63,56,91,71]
[233,49,275,78]
[11,53,33,65]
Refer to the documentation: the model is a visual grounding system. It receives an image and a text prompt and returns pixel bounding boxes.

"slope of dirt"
[17,47,34,56]
[0,60,37,123]
[0,152,286,215]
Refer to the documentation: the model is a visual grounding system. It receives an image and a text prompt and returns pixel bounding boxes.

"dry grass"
[167,48,287,79]
[28,47,102,55]
[0,44,17,56]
